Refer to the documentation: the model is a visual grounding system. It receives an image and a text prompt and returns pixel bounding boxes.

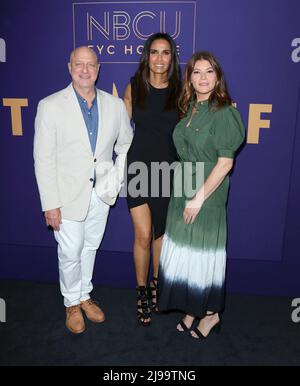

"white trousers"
[54,190,109,307]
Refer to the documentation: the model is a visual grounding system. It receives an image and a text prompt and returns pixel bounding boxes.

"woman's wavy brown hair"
[178,51,232,117]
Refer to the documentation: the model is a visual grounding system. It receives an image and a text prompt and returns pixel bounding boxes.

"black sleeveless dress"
[126,78,179,239]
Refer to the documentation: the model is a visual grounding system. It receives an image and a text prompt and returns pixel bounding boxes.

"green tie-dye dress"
[157,100,245,317]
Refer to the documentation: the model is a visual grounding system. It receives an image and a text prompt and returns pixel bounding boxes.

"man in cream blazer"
[34,46,133,334]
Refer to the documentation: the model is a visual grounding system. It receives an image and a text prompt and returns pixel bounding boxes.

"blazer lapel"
[63,83,93,154]
[94,89,106,157]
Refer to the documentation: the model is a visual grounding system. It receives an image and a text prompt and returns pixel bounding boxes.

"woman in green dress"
[157,51,245,339]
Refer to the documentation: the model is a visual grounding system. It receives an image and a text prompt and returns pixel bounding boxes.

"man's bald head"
[68,46,100,93]
[69,46,98,64]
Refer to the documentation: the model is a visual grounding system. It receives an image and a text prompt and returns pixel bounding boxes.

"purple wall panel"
[283,86,300,264]
[1,0,300,294]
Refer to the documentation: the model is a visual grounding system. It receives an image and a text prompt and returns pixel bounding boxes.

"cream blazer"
[34,83,133,221]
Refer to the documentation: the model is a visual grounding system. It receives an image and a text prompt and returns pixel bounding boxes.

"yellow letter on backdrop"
[247,104,272,144]
[2,98,28,136]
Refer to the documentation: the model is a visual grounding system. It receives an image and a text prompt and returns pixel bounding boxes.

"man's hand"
[44,208,62,231]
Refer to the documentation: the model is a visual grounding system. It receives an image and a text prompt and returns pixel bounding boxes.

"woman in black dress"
[124,33,181,325]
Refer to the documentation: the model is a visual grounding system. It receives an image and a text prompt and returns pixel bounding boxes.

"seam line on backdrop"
[281,84,300,262]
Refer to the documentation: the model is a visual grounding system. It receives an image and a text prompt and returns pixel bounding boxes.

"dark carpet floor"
[0,279,299,366]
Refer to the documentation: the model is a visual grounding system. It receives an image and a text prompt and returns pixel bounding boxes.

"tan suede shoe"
[80,299,105,323]
[65,305,85,334]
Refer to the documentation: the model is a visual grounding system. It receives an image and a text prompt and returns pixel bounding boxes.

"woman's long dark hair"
[179,51,232,117]
[133,33,181,110]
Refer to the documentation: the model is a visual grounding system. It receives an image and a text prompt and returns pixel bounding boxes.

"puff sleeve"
[213,105,245,159]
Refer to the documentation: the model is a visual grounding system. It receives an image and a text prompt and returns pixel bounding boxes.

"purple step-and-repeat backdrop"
[0,0,299,294]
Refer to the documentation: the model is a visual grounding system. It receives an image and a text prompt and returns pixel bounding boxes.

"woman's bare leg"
[130,204,152,285]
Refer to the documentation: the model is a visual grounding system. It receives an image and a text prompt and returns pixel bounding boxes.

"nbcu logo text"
[73,2,196,63]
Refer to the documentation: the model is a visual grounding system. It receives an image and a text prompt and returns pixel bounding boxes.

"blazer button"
[89,178,94,182]
[94,158,97,162]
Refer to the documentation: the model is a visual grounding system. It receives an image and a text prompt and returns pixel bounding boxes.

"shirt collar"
[73,86,97,107]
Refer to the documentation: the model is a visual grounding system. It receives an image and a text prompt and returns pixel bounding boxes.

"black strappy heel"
[176,318,193,333]
[136,286,151,326]
[190,312,222,339]
[149,276,159,312]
